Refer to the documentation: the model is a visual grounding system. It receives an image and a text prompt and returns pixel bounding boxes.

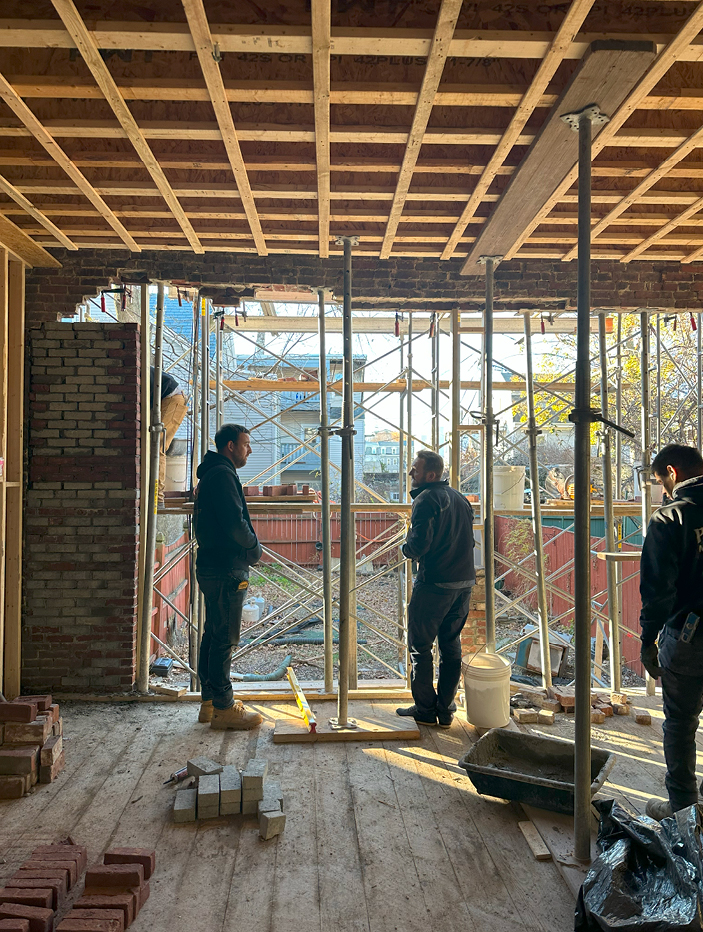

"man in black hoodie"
[396,450,475,727]
[193,423,263,729]
[639,444,703,820]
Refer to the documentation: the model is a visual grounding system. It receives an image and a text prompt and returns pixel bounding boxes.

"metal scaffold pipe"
[641,310,655,698]
[137,281,165,694]
[318,288,334,694]
[523,312,551,688]
[334,234,359,729]
[482,256,497,654]
[698,312,702,450]
[451,306,460,489]
[599,313,621,693]
[215,310,223,431]
[200,296,210,463]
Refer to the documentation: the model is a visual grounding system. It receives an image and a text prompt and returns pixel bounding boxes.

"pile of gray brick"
[173,756,285,839]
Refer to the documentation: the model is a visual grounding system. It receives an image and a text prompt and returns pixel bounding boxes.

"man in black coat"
[193,423,263,729]
[639,443,703,819]
[396,450,476,727]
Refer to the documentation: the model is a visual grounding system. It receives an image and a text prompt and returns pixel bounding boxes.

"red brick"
[0,890,52,911]
[0,704,38,724]
[61,912,123,932]
[9,875,66,910]
[84,865,143,893]
[0,920,30,931]
[40,736,62,768]
[103,848,154,880]
[12,697,52,713]
[0,904,53,932]
[31,845,87,873]
[56,921,121,932]
[22,860,77,889]
[73,895,134,927]
[0,776,29,799]
[14,870,69,893]
[39,750,65,785]
[0,749,38,777]
[36,706,60,726]
[3,720,52,747]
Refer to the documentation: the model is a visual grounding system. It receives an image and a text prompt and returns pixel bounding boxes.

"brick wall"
[22,322,140,692]
[461,569,486,659]
[23,249,703,326]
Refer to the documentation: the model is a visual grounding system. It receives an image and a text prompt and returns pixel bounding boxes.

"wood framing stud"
[50,0,204,254]
[379,0,462,259]
[182,0,268,256]
[311,0,331,259]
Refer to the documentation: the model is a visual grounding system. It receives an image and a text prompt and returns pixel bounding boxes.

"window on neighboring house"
[390,492,399,502]
[304,427,318,445]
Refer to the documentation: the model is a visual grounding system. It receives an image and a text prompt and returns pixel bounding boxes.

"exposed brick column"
[23,322,140,692]
[461,569,486,658]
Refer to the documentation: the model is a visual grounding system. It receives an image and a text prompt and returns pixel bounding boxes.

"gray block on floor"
[187,756,223,778]
[242,799,259,815]
[219,766,242,815]
[173,787,197,823]
[259,809,286,840]
[257,780,284,816]
[197,773,220,817]
[242,758,268,793]
[242,786,264,802]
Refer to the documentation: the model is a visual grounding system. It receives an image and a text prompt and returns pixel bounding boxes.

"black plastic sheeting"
[576,799,703,931]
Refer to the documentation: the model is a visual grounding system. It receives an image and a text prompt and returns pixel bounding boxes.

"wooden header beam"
[311,0,331,259]
[221,315,599,334]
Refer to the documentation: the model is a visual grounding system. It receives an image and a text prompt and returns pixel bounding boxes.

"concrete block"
[591,711,605,724]
[513,709,539,724]
[103,848,155,881]
[173,788,197,823]
[197,774,220,818]
[219,766,241,815]
[242,787,264,802]
[635,711,652,725]
[186,757,222,778]
[259,810,286,840]
[242,759,268,792]
[241,799,258,815]
[537,710,555,726]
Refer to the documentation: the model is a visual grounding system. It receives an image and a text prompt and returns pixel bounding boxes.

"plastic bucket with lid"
[493,465,526,511]
[242,601,260,624]
[462,652,512,729]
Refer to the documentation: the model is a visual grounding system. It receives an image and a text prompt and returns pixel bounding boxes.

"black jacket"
[193,451,262,576]
[640,475,703,646]
[402,480,475,584]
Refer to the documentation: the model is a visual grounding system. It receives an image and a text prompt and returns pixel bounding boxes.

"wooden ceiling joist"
[0,212,61,267]
[181,0,267,256]
[441,0,595,262]
[311,0,331,259]
[460,41,657,276]
[0,73,139,252]
[379,0,462,259]
[51,0,203,255]
[1,21,703,61]
[0,174,76,250]
[503,1,703,265]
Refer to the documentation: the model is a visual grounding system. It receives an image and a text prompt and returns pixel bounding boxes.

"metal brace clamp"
[524,424,543,440]
[149,422,164,434]
[317,425,335,437]
[334,235,360,246]
[328,717,358,730]
[333,426,357,438]
[469,411,500,444]
[560,104,610,133]
[568,407,635,439]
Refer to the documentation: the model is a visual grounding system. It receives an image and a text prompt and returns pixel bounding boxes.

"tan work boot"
[211,700,263,730]
[198,700,213,723]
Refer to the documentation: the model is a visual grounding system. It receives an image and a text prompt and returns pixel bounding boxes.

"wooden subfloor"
[0,699,576,932]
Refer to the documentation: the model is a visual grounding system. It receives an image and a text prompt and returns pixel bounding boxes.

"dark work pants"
[659,627,703,811]
[196,572,247,710]
[407,582,473,716]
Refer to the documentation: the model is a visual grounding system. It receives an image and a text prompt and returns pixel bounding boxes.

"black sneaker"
[396,705,437,725]
[437,709,453,729]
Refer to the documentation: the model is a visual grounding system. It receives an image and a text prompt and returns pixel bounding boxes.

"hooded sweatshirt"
[193,451,262,576]
[640,475,703,646]
[401,480,475,585]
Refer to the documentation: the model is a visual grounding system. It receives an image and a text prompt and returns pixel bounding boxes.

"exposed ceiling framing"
[2,1,703,267]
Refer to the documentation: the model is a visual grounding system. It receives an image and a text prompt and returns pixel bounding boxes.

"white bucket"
[494,465,526,511]
[165,454,187,492]
[462,652,512,729]
[242,602,260,624]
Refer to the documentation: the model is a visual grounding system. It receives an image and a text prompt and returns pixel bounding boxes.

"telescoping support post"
[137,281,165,693]
[640,311,656,698]
[331,235,360,730]
[317,288,334,695]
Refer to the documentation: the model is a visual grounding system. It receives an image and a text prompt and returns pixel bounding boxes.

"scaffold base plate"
[273,701,420,743]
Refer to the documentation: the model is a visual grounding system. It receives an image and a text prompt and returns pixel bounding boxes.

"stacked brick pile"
[0,696,64,799]
[460,569,487,658]
[24,322,140,693]
[0,842,87,931]
[173,756,285,839]
[69,848,153,930]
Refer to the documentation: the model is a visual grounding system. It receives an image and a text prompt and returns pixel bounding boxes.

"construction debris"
[635,711,652,725]
[0,694,65,798]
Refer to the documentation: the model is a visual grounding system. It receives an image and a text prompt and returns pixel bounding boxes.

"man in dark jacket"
[193,423,263,730]
[396,450,475,727]
[639,443,703,819]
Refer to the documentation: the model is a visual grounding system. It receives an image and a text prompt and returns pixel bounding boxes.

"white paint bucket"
[462,651,512,729]
[165,454,187,492]
[493,465,526,511]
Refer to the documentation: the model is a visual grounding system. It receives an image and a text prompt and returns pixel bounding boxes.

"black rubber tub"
[458,728,616,814]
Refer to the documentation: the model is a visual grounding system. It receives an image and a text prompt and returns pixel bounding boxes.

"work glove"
[641,643,664,679]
